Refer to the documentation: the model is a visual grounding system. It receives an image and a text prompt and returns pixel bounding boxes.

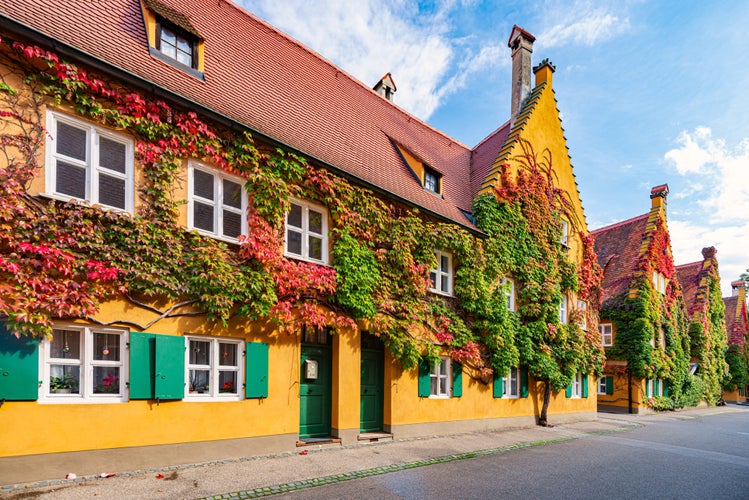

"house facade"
[0,0,600,458]
[675,247,728,405]
[723,281,749,403]
[593,185,690,413]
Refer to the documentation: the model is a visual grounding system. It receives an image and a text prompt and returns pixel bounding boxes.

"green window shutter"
[245,342,268,398]
[0,325,39,401]
[606,376,614,395]
[663,380,669,397]
[520,366,529,398]
[493,372,504,398]
[129,332,184,400]
[418,358,431,397]
[452,361,462,397]
[565,383,572,398]
[582,374,589,398]
[154,334,185,400]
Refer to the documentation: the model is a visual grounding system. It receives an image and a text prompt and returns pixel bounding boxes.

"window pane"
[56,121,87,160]
[50,365,80,394]
[510,374,518,395]
[223,179,242,209]
[56,161,86,199]
[93,332,120,361]
[430,376,438,395]
[439,377,447,395]
[429,271,437,288]
[308,235,322,260]
[440,255,449,272]
[218,343,238,367]
[98,173,126,209]
[308,209,323,234]
[93,366,120,394]
[193,169,214,200]
[287,229,302,255]
[177,36,192,54]
[287,203,302,228]
[189,340,211,365]
[440,275,448,293]
[223,210,242,238]
[99,137,127,174]
[194,201,214,232]
[188,369,210,393]
[219,371,238,394]
[50,329,80,359]
[177,49,192,66]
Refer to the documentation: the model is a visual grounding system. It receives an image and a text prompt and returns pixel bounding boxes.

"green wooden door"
[299,343,332,439]
[360,347,384,432]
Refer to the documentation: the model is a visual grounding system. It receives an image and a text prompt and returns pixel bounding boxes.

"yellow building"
[723,281,749,403]
[0,1,598,458]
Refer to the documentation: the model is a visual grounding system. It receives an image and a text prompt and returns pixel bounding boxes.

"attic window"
[424,167,441,194]
[157,19,197,69]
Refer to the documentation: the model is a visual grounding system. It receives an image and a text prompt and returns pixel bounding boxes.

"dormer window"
[157,19,197,69]
[424,167,441,194]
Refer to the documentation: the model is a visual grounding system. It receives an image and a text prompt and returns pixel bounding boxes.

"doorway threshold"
[358,432,393,443]
[295,437,342,448]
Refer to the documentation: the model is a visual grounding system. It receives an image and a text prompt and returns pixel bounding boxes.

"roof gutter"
[0,14,483,237]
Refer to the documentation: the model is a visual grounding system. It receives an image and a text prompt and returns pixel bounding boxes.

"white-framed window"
[570,372,582,398]
[501,277,516,312]
[429,357,451,398]
[429,251,453,296]
[599,323,613,347]
[598,377,607,395]
[46,111,134,212]
[40,325,128,403]
[157,21,197,68]
[652,271,667,294]
[423,167,441,194]
[285,198,329,264]
[577,300,587,330]
[188,161,247,242]
[503,367,519,398]
[185,336,244,400]
[559,295,568,324]
[560,220,569,247]
[647,379,664,397]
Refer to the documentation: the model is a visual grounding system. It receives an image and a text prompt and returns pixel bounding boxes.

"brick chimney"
[508,25,535,121]
[731,280,746,298]
[701,246,717,260]
[650,184,669,216]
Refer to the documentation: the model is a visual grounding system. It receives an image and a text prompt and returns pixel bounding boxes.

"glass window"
[429,357,451,397]
[599,323,613,346]
[285,198,329,264]
[503,367,519,398]
[158,21,196,68]
[501,277,515,312]
[560,220,569,247]
[577,300,587,330]
[186,336,243,399]
[424,168,440,193]
[598,377,607,395]
[189,162,246,241]
[559,295,568,324]
[571,372,582,398]
[429,251,453,296]
[43,326,127,402]
[46,112,134,212]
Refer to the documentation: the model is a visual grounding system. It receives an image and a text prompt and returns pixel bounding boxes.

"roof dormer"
[373,73,397,102]
[392,142,442,196]
[141,0,204,78]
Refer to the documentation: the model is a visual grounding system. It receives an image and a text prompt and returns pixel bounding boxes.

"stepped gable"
[592,214,649,303]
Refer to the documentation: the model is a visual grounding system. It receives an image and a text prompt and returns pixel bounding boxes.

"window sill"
[284,252,330,267]
[39,192,134,216]
[427,395,451,399]
[428,289,453,298]
[184,395,244,402]
[38,395,129,404]
[148,47,205,81]
[502,395,519,400]
[188,227,243,246]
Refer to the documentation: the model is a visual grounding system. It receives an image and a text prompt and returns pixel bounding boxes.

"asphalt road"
[279,409,749,499]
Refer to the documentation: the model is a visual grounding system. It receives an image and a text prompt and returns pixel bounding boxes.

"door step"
[296,437,342,448]
[357,432,393,443]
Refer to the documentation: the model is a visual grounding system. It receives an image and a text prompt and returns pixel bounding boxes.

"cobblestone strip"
[200,425,639,500]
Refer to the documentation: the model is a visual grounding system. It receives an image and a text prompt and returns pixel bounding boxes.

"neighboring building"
[723,281,749,403]
[0,0,600,458]
[593,185,690,413]
[675,247,728,405]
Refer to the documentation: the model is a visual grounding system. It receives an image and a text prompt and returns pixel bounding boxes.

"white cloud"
[664,127,749,294]
[536,2,630,50]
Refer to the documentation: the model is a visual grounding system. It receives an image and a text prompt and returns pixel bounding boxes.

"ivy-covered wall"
[0,37,603,395]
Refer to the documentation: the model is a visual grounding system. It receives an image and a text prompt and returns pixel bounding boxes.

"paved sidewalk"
[0,406,740,499]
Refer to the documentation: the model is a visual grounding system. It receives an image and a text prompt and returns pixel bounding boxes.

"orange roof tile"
[676,261,702,317]
[592,214,649,303]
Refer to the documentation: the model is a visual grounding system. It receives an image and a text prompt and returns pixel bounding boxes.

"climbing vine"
[0,37,602,388]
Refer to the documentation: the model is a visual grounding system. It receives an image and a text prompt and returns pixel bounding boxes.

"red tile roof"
[0,0,513,229]
[592,214,649,303]
[471,122,511,198]
[723,295,748,347]
[676,261,702,317]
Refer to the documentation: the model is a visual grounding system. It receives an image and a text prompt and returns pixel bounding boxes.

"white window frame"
[429,357,451,398]
[647,379,663,397]
[559,295,568,324]
[577,299,587,330]
[284,198,329,265]
[45,111,134,213]
[39,324,128,404]
[185,336,244,401]
[429,251,453,296]
[503,366,519,399]
[598,376,607,395]
[560,220,569,247]
[599,323,613,347]
[188,161,247,242]
[501,277,516,312]
[570,372,582,398]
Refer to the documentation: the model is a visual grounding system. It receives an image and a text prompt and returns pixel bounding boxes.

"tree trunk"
[538,380,551,426]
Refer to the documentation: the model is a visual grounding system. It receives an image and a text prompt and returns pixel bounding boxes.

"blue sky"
[244,0,749,294]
